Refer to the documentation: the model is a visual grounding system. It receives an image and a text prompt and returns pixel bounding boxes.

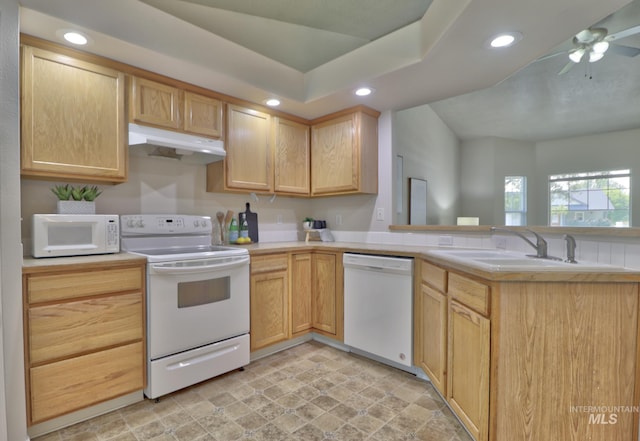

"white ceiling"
[18,0,634,142]
[430,0,640,142]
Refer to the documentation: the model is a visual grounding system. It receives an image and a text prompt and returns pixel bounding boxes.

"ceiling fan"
[549,25,640,75]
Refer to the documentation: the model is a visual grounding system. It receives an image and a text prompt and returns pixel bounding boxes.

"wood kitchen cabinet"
[22,259,146,425]
[273,117,310,195]
[208,111,309,195]
[415,260,448,396]
[312,252,341,336]
[183,91,223,138]
[20,43,127,183]
[129,77,224,138]
[250,253,289,351]
[290,253,313,335]
[416,257,640,441]
[310,107,379,196]
[129,76,181,130]
[447,290,490,441]
[251,251,343,351]
[209,103,272,193]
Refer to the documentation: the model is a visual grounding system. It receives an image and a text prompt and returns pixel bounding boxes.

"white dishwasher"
[343,253,414,368]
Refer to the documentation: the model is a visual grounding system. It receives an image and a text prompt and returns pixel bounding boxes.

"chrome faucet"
[490,227,548,258]
[563,234,577,263]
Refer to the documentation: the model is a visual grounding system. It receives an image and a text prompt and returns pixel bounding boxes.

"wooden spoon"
[216,211,225,243]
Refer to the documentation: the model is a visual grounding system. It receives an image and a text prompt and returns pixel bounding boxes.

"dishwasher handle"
[343,253,413,275]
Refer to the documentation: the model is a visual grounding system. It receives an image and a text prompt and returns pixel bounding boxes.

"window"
[505,176,527,226]
[549,169,630,227]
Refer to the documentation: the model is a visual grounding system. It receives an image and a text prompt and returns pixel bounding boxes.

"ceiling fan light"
[569,48,585,63]
[589,51,604,62]
[592,41,609,54]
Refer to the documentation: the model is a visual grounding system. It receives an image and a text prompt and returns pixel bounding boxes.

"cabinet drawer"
[27,266,143,304]
[29,342,144,424]
[28,292,143,364]
[448,273,490,316]
[422,260,447,292]
[251,254,288,274]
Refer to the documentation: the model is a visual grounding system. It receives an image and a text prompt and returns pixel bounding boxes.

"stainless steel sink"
[426,249,629,272]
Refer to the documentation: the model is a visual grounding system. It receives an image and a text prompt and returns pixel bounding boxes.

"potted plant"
[302,217,314,230]
[52,184,102,214]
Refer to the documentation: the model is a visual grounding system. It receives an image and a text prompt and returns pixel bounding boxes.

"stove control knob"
[126,219,135,228]
[201,220,208,228]
[136,219,144,228]
[193,220,200,227]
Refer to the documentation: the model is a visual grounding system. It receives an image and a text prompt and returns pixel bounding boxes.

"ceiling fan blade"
[608,43,640,57]
[608,24,640,41]
[536,50,566,62]
[558,61,575,75]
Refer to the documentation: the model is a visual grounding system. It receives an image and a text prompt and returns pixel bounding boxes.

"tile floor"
[35,341,472,441]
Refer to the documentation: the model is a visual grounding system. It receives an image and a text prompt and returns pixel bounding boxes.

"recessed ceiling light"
[63,31,88,45]
[265,98,280,107]
[355,87,373,97]
[489,32,522,48]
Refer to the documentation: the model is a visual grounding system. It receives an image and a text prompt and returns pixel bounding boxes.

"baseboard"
[27,391,143,439]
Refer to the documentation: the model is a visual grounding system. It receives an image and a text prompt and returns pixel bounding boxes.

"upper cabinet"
[129,77,181,130]
[21,45,127,183]
[184,91,224,138]
[220,104,272,192]
[273,117,310,195]
[311,108,379,196]
[208,106,378,197]
[129,77,223,138]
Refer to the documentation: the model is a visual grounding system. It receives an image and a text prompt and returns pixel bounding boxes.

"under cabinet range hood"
[128,123,225,164]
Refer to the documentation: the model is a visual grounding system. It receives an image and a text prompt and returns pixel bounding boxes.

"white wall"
[0,0,28,439]
[394,104,460,225]
[460,137,536,225]
[21,112,395,244]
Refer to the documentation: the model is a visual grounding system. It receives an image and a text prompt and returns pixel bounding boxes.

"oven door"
[147,254,249,360]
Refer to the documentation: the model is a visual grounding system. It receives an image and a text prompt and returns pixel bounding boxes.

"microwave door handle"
[150,257,249,274]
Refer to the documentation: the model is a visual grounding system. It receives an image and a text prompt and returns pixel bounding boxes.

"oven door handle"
[150,256,250,274]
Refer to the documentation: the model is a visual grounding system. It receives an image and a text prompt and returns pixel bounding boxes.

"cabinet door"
[419,284,448,395]
[448,300,490,441]
[291,253,312,334]
[311,114,357,195]
[21,46,127,183]
[250,270,289,350]
[129,76,181,129]
[184,91,223,138]
[312,253,337,335]
[273,117,310,195]
[225,104,273,192]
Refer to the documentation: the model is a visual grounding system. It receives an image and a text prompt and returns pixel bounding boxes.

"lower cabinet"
[417,283,448,395]
[251,251,343,351]
[311,252,340,336]
[416,260,490,441]
[23,260,146,425]
[290,253,313,335]
[447,300,490,441]
[250,254,289,351]
[417,258,640,441]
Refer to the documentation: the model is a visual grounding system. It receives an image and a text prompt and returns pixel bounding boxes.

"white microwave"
[32,214,120,258]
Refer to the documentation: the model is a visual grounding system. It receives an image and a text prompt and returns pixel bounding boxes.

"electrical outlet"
[335,214,343,225]
[376,207,385,221]
[276,214,283,224]
[438,235,454,246]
